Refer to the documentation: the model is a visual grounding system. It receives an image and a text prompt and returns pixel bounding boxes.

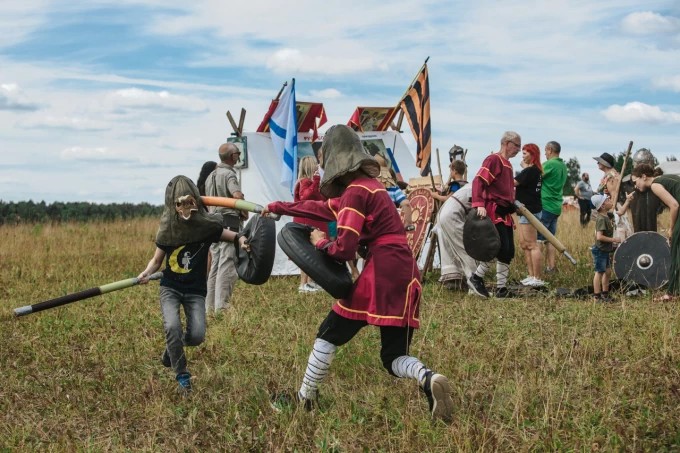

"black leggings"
[316,310,414,376]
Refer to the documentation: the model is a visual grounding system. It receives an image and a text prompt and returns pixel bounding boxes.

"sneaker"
[298,283,320,293]
[494,287,516,298]
[520,276,534,285]
[161,349,171,368]
[421,372,454,423]
[526,277,547,288]
[176,372,192,395]
[467,274,489,298]
[307,281,323,291]
[545,267,556,275]
[270,390,315,412]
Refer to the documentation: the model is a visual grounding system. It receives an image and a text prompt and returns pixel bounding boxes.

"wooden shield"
[403,188,434,258]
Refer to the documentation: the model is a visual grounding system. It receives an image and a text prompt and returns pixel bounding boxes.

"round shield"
[613,231,670,289]
[463,209,500,262]
[236,215,276,285]
[403,188,435,259]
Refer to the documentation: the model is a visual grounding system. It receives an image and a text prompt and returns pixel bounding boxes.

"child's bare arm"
[138,247,165,283]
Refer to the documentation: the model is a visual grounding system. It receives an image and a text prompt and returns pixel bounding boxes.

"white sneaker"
[307,281,323,290]
[521,276,534,286]
[526,277,547,287]
[298,283,320,293]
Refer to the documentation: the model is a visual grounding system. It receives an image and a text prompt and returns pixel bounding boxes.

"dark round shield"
[236,215,276,285]
[613,231,670,289]
[277,222,353,299]
[463,209,500,262]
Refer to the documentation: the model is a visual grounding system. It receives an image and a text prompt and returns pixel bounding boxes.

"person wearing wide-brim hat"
[263,124,454,423]
[594,152,620,197]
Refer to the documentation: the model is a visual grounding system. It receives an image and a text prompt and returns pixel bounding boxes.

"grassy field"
[1,210,679,451]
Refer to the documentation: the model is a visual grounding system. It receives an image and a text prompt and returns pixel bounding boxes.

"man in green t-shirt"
[537,141,567,273]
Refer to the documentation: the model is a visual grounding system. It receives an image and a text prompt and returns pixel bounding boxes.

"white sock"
[299,338,337,400]
[496,262,510,288]
[474,262,491,279]
[391,355,430,385]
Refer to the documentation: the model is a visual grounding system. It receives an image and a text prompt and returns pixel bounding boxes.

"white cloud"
[652,75,680,92]
[0,83,39,111]
[60,146,119,161]
[266,48,388,76]
[602,102,680,124]
[621,11,680,35]
[19,115,110,131]
[309,88,342,99]
[105,88,209,113]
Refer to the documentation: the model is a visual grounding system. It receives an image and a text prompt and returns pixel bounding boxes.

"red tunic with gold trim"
[471,153,515,226]
[268,177,422,328]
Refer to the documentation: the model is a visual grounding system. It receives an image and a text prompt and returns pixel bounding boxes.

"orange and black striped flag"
[400,64,431,176]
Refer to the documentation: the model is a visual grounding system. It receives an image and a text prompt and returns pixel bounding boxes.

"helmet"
[632,148,655,166]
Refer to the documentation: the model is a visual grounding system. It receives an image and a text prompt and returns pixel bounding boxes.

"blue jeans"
[159,286,206,375]
[591,246,611,273]
[537,210,559,241]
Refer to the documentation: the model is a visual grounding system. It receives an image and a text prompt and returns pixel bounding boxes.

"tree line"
[0,200,163,225]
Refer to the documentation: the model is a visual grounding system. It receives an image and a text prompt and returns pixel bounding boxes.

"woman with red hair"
[514,143,545,287]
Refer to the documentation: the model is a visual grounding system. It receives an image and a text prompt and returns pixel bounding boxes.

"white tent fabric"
[235,130,420,275]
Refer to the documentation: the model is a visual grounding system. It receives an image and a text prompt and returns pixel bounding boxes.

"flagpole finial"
[424,56,430,64]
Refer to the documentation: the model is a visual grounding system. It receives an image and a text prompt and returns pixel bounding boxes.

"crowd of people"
[134,125,679,422]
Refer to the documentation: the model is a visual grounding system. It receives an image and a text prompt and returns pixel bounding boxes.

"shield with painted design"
[403,188,435,258]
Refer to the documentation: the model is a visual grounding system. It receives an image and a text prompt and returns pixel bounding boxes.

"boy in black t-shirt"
[138,175,246,395]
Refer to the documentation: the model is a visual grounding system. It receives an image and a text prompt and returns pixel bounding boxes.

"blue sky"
[1,1,679,203]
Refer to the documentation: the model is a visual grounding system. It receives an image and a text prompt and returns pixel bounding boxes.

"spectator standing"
[514,143,544,287]
[466,131,521,299]
[430,159,468,203]
[294,156,327,293]
[538,141,567,274]
[205,143,246,314]
[574,172,593,226]
[197,161,218,196]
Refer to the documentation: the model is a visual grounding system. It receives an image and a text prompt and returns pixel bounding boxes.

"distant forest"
[0,200,163,225]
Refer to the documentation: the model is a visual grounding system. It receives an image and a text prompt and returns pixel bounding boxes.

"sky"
[1,1,679,204]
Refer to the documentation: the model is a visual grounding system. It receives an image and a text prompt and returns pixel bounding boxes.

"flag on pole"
[269,79,298,194]
[400,64,431,176]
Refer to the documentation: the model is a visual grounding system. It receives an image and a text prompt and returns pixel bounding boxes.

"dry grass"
[1,211,679,451]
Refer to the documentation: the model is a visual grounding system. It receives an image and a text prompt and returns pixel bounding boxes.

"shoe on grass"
[176,372,192,395]
[161,349,171,368]
[494,287,516,298]
[421,371,454,424]
[520,276,534,285]
[298,283,320,293]
[467,274,489,298]
[270,390,315,412]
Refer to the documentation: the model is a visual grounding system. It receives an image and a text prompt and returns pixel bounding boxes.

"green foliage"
[0,200,163,224]
[1,214,679,450]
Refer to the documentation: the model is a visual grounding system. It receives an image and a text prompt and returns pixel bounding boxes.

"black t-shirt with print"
[157,230,222,296]
[515,166,543,214]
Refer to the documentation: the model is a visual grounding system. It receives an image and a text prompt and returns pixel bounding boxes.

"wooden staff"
[610,140,634,207]
[14,272,163,317]
[514,201,577,265]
